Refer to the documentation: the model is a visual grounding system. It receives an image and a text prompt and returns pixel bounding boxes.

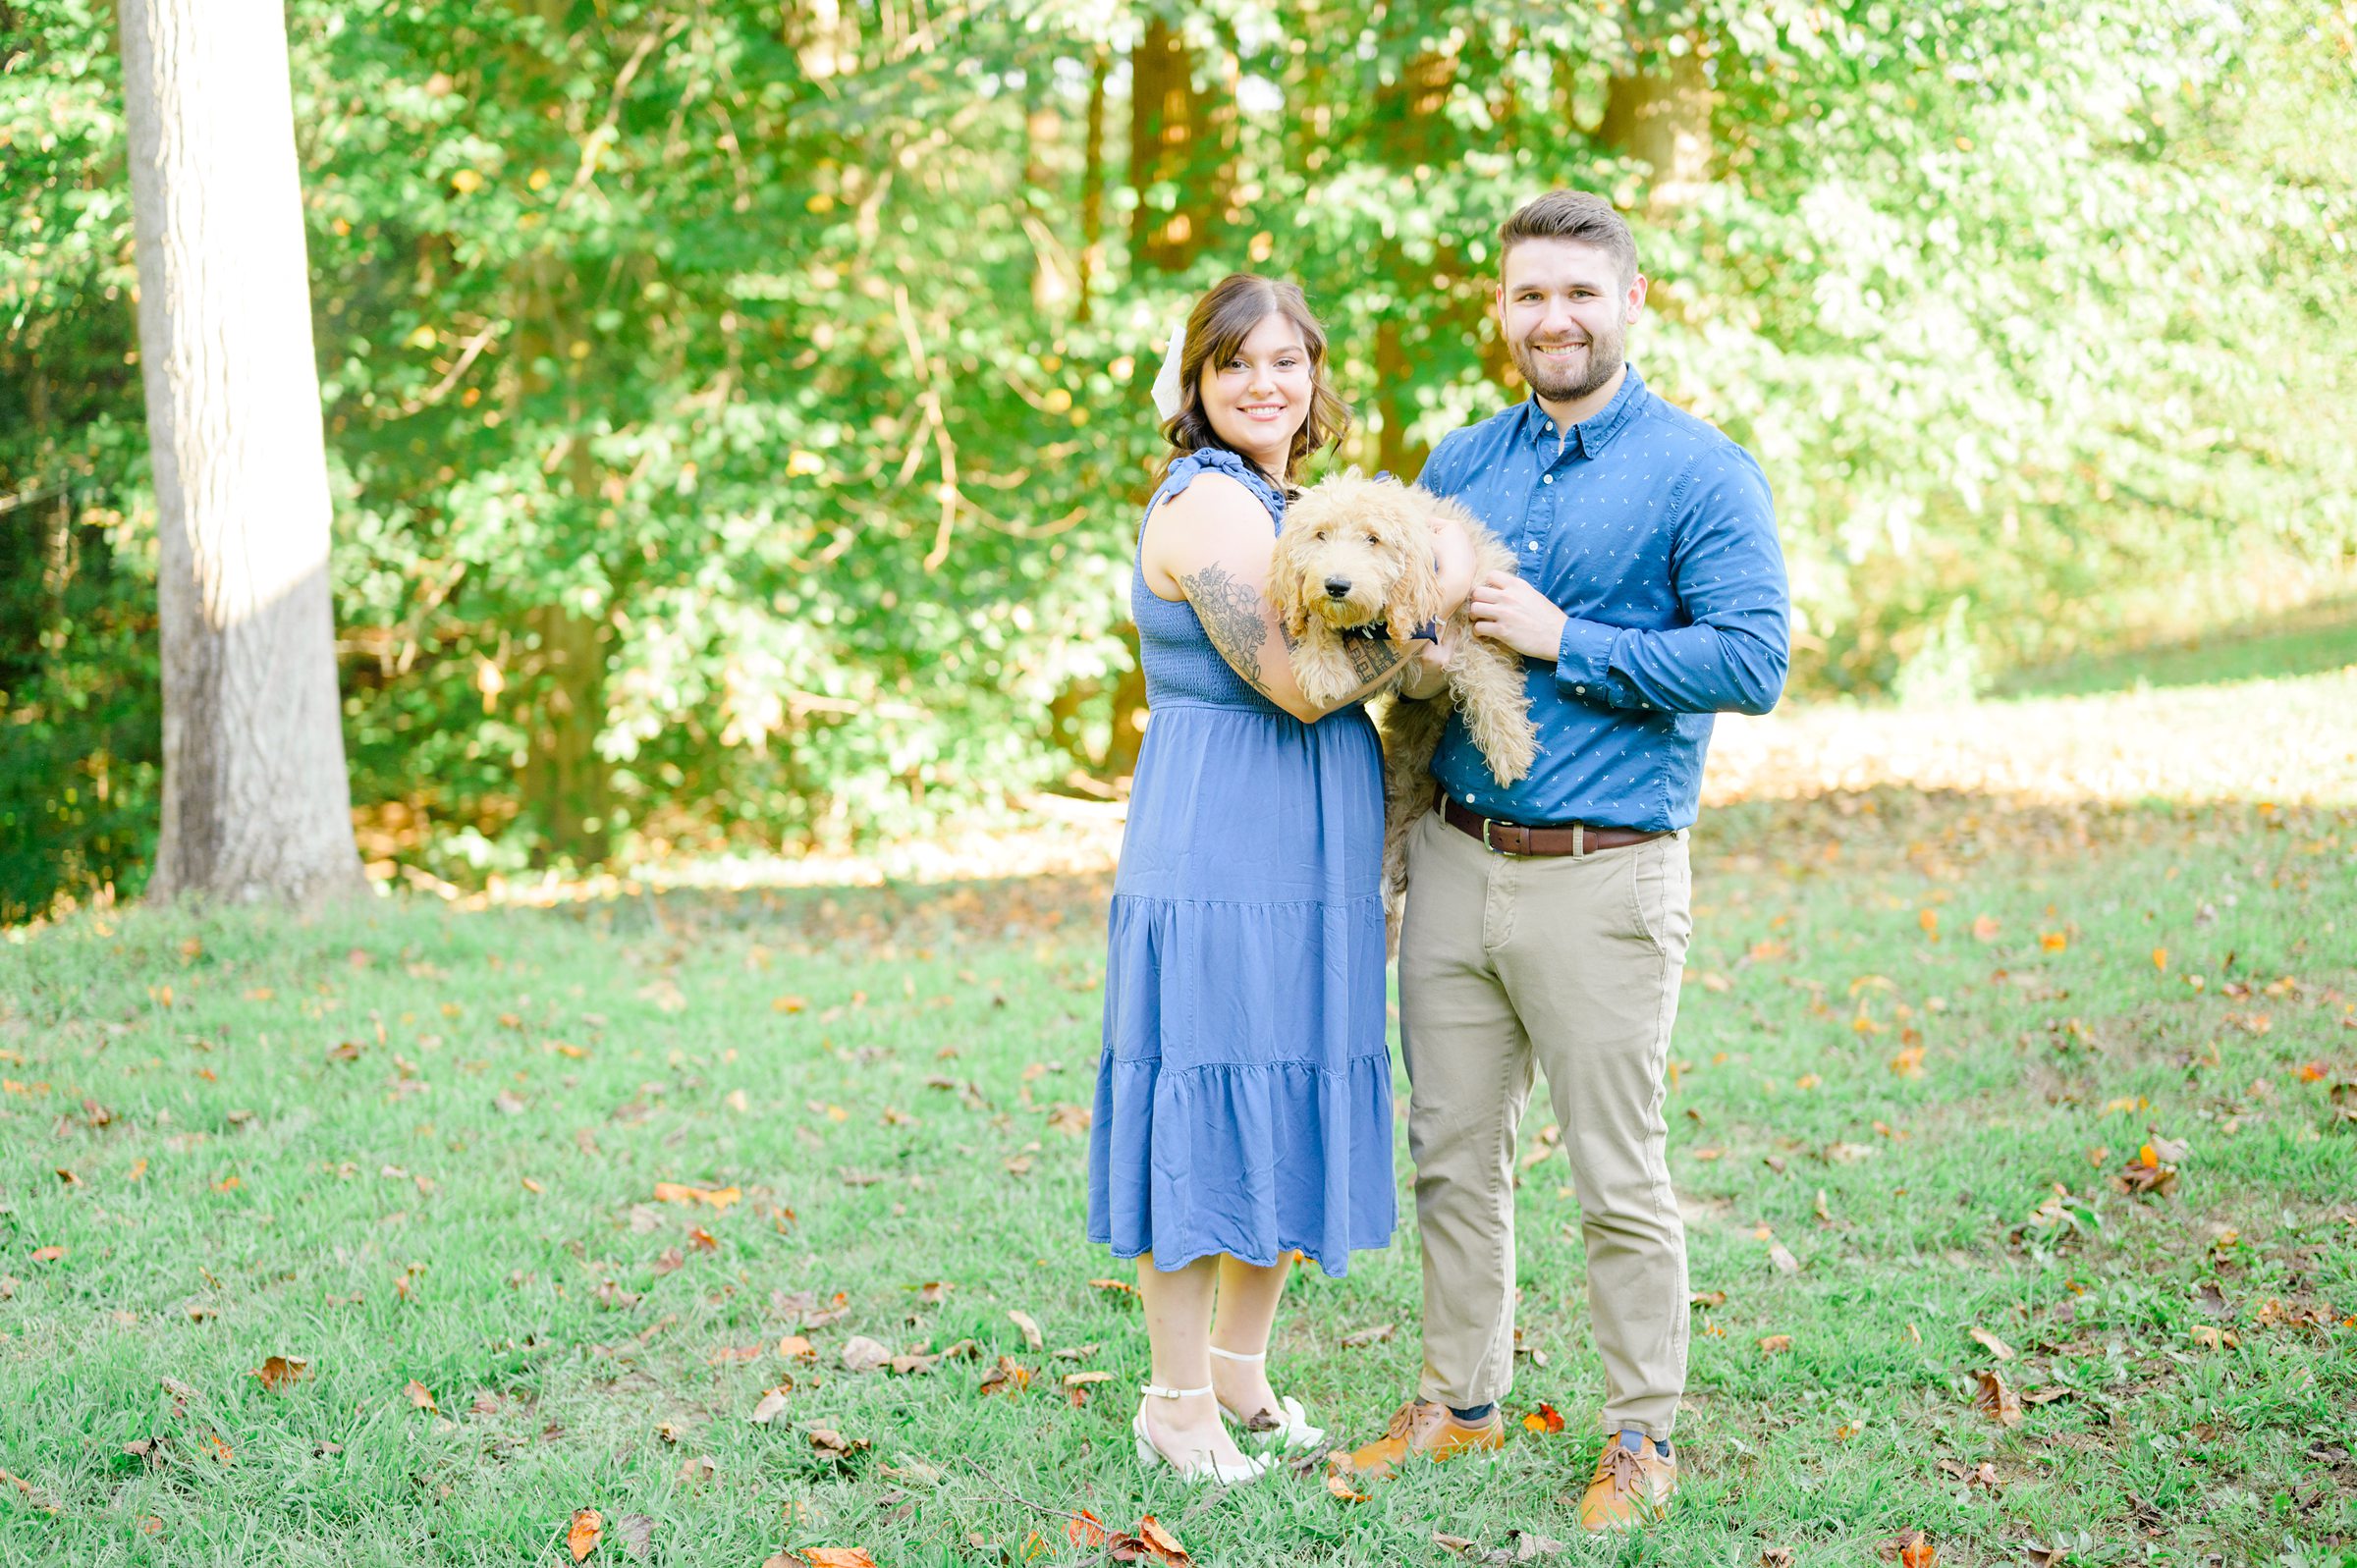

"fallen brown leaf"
[251,1356,306,1391]
[1009,1309,1044,1350]
[1102,1516,1197,1563]
[979,1355,1030,1397]
[1521,1403,1564,1433]
[1966,1326,2014,1361]
[749,1387,793,1425]
[807,1428,869,1462]
[1069,1510,1111,1548]
[404,1379,437,1413]
[839,1335,893,1373]
[1087,1277,1137,1298]
[1971,1369,2022,1426]
[1768,1242,1801,1274]
[777,1334,817,1361]
[29,1246,65,1264]
[616,1512,655,1562]
[1758,1334,1792,1355]
[1340,1323,1396,1348]
[795,1550,879,1568]
[566,1508,602,1562]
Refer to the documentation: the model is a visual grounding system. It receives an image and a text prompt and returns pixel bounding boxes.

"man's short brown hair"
[1498,191,1639,285]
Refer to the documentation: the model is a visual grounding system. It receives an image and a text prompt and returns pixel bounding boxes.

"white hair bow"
[1149,321,1186,423]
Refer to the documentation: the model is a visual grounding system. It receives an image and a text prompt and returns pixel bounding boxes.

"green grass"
[3,794,2354,1567]
[1995,596,2357,701]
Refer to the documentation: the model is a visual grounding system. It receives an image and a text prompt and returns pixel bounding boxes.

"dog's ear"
[1388,514,1447,641]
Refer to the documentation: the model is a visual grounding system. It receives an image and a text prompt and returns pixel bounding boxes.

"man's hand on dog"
[1468,571,1568,662]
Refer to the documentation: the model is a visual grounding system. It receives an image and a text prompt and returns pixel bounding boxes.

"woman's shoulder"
[1156,446,1281,517]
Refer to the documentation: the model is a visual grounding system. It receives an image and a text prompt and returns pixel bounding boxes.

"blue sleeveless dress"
[1085,447,1398,1277]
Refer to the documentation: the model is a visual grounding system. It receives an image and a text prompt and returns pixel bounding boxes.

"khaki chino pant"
[1398,806,1692,1438]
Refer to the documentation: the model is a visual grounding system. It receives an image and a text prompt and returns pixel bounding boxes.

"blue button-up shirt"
[1418,364,1789,832]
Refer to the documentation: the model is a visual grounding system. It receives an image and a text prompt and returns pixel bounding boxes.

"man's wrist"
[1555,617,1618,702]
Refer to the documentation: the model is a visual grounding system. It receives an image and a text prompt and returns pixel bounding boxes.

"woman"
[1086,274,1472,1484]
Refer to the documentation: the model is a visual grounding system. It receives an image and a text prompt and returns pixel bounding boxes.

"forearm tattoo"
[1343,636,1406,683]
[1178,564,1276,698]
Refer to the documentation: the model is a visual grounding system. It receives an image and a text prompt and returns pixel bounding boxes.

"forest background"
[4,0,2354,923]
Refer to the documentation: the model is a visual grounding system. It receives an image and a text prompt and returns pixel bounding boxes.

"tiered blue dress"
[1085,447,1398,1277]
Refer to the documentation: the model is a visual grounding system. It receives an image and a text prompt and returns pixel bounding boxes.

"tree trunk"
[119,0,365,906]
[1598,40,1712,206]
[1075,47,1107,322]
[1373,41,1456,474]
[1128,16,1233,273]
[518,602,610,862]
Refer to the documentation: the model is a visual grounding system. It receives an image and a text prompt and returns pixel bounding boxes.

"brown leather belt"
[1440,792,1666,857]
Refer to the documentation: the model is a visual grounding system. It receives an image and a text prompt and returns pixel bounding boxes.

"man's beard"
[1512,324,1624,406]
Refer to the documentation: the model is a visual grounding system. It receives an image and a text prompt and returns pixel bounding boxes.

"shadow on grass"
[1993,593,2357,700]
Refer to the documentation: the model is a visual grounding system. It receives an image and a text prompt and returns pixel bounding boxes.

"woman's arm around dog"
[1143,471,1427,724]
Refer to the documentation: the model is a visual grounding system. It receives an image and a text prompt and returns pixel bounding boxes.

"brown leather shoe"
[1576,1440,1676,1531]
[1334,1400,1505,1482]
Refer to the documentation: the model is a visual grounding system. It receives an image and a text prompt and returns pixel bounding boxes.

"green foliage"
[4,0,2354,915]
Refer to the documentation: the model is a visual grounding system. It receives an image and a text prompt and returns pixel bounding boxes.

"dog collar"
[1338,620,1442,644]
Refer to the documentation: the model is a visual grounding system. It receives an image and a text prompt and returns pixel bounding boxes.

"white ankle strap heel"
[1207,1346,1327,1454]
[1132,1382,1272,1486]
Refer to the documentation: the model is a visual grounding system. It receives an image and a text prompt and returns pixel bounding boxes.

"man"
[1342,190,1789,1530]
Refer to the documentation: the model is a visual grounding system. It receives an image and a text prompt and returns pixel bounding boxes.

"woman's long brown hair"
[1157,273,1351,489]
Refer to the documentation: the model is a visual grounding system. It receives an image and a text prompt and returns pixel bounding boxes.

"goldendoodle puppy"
[1269,470,1537,942]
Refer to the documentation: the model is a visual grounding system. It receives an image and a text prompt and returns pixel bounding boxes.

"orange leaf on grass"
[1970,915,2001,943]
[1087,1277,1138,1297]
[404,1379,437,1413]
[1522,1403,1565,1433]
[1067,1511,1111,1548]
[251,1356,306,1391]
[1325,1472,1371,1503]
[1110,1516,1193,1564]
[651,1182,740,1212]
[1879,1531,1938,1568]
[1758,1334,1792,1354]
[795,1550,879,1568]
[978,1355,1030,1397]
[29,1246,64,1264]
[566,1508,602,1562]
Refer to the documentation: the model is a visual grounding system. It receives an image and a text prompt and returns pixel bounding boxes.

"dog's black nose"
[1323,575,1351,599]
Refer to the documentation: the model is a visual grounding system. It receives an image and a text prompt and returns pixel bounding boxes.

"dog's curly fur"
[1269,470,1537,944]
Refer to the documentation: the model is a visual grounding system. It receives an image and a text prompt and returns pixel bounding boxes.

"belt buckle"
[1481,817,1514,855]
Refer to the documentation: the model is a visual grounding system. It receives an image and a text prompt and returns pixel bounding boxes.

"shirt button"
[1542,474,1554,484]
[1574,684,1587,694]
[1525,540,1538,550]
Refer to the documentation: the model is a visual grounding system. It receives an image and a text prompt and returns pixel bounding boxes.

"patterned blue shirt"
[1418,364,1789,832]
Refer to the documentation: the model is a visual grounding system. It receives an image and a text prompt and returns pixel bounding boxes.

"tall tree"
[117,0,364,904]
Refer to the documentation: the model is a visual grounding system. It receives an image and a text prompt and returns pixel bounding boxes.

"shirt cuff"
[1554,617,1619,705]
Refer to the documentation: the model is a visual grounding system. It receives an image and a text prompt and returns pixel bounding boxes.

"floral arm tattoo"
[1178,562,1407,703]
[1177,563,1276,699]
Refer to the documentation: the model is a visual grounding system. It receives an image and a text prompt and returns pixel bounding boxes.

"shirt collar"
[1517,362,1649,460]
